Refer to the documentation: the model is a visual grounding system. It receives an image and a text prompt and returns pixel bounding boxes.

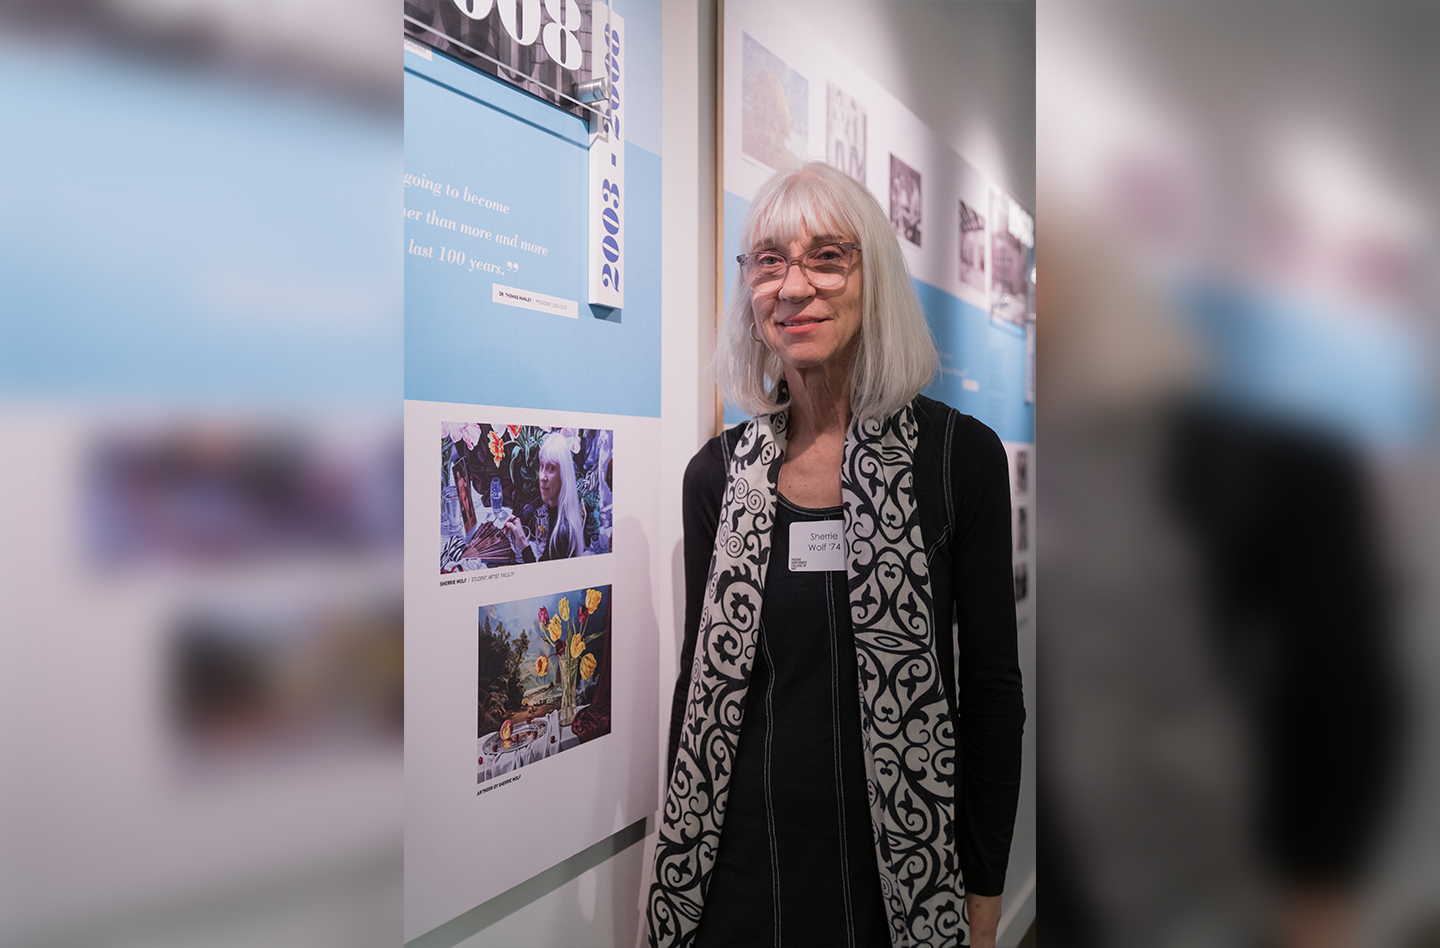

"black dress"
[672,396,1027,946]
[695,494,889,948]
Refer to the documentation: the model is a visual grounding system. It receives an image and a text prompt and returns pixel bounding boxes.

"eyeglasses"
[736,242,861,290]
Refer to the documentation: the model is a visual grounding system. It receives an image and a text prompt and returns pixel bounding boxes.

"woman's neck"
[784,362,853,441]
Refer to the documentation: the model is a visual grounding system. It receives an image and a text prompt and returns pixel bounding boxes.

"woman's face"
[750,228,864,374]
[538,458,562,506]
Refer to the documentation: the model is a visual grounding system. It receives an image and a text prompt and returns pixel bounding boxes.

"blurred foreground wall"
[1039,3,1437,947]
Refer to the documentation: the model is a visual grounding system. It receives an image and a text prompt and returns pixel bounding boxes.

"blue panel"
[404,50,660,417]
[916,279,1034,443]
[617,142,663,412]
[1179,281,1426,448]
[722,191,751,425]
[0,44,401,407]
[610,0,663,157]
[914,279,992,418]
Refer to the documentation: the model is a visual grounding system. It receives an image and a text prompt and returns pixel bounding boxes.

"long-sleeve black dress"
[669,396,1026,947]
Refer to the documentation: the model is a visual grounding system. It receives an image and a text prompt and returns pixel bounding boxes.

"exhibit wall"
[403,0,665,941]
[404,3,1035,946]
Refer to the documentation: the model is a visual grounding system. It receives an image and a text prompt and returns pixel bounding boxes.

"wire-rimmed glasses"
[736,242,861,290]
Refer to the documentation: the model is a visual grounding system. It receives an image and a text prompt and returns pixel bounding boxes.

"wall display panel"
[404,3,661,940]
[404,40,660,417]
[0,45,405,944]
[406,400,659,941]
[719,1,1034,447]
[1004,442,1035,622]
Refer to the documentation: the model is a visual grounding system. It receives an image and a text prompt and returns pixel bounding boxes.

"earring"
[749,320,762,343]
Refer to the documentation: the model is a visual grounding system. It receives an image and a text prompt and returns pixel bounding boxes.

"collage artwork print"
[441,423,614,574]
[477,585,612,785]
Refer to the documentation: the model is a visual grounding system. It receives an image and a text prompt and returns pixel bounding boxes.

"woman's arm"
[966,892,1003,948]
[667,437,727,779]
[949,417,1026,900]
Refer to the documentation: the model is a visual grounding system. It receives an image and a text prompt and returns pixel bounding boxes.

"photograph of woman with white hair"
[647,161,1025,948]
[440,423,611,572]
[502,431,586,563]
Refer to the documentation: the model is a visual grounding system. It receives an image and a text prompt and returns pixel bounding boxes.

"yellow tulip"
[548,615,562,641]
[585,588,602,613]
[535,655,549,676]
[570,631,585,659]
[558,597,570,622]
[580,653,596,680]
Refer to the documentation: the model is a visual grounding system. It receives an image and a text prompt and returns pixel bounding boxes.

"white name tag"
[788,520,846,572]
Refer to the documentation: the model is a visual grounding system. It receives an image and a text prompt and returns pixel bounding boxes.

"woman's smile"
[775,314,829,332]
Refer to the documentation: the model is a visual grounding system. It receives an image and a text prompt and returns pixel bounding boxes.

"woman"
[647,162,1024,948]
[502,430,586,562]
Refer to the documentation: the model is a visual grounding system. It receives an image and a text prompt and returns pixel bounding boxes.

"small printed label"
[492,284,579,319]
[404,37,433,59]
[788,520,845,571]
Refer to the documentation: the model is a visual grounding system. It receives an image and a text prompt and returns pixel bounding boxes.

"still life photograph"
[476,585,612,786]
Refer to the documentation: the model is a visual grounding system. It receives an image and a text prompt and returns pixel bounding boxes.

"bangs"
[744,172,862,250]
[538,431,569,462]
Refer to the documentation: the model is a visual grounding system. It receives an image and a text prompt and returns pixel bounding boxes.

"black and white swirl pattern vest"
[647,402,965,948]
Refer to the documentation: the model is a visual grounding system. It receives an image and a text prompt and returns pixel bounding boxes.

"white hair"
[717,161,939,421]
[539,432,583,559]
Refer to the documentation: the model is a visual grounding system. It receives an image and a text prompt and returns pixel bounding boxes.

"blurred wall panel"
[0,4,402,944]
[1039,3,1436,947]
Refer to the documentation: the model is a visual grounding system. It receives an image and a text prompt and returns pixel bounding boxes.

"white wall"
[783,0,1036,214]
[435,2,1036,944]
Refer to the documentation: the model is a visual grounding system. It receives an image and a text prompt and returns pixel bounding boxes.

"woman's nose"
[777,260,816,301]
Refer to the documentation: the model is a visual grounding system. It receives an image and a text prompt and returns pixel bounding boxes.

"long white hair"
[539,431,584,559]
[717,161,939,421]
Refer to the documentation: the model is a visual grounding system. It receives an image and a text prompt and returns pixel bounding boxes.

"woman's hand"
[965,892,1002,948]
[500,515,527,548]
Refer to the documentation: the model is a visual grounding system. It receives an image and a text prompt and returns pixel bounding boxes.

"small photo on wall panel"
[741,32,809,172]
[441,422,614,574]
[1016,506,1028,552]
[959,199,987,292]
[889,154,922,247]
[1013,561,1029,603]
[990,191,1029,326]
[477,585,612,786]
[826,81,867,184]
